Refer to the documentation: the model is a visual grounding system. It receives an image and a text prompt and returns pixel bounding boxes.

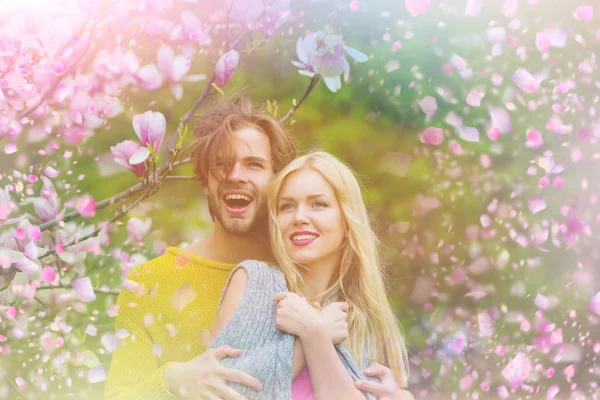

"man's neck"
[184,225,274,265]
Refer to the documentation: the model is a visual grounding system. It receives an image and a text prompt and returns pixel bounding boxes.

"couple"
[105,97,414,400]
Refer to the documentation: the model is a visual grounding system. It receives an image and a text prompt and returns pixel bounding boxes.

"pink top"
[291,366,315,400]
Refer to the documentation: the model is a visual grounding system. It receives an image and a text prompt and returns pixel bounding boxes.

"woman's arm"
[291,339,306,379]
[301,329,367,400]
[274,292,366,400]
[210,269,248,339]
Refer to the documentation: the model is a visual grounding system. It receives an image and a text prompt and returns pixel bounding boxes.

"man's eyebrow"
[244,156,269,164]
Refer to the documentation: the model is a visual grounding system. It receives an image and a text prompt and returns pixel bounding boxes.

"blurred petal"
[72,277,96,302]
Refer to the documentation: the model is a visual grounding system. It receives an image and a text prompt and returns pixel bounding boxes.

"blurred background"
[1,0,599,399]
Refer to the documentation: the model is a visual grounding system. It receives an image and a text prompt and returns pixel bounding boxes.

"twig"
[38,167,193,232]
[39,186,155,259]
[280,75,320,125]
[36,284,119,296]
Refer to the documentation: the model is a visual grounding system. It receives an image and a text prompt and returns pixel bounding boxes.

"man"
[105,97,413,399]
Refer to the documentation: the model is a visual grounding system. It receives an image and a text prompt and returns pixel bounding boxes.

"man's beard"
[207,189,269,236]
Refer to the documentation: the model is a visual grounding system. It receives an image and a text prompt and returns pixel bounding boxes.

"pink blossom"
[214,50,240,87]
[536,31,551,52]
[33,178,60,222]
[419,96,437,116]
[0,188,11,221]
[512,68,540,93]
[110,140,149,177]
[133,111,166,152]
[157,45,191,84]
[72,277,96,302]
[574,5,593,21]
[349,0,360,11]
[76,194,97,218]
[293,31,367,93]
[127,217,152,241]
[405,0,431,16]
[41,266,56,284]
[502,352,532,388]
[136,64,163,90]
[589,292,600,315]
[259,0,291,38]
[180,11,212,45]
[421,127,444,145]
[525,130,543,148]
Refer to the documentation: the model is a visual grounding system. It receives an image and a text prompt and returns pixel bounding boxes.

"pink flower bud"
[214,50,239,87]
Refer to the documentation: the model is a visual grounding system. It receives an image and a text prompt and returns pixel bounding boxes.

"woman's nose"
[293,208,310,225]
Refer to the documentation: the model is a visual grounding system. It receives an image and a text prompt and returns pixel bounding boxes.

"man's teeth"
[225,194,252,201]
[292,234,318,241]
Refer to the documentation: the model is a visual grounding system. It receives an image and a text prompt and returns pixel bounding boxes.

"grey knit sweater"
[208,260,377,399]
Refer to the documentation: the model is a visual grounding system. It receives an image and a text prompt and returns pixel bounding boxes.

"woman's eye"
[249,162,263,168]
[279,204,293,211]
[313,202,327,208]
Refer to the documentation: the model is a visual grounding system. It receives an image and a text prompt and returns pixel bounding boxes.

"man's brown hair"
[188,97,297,184]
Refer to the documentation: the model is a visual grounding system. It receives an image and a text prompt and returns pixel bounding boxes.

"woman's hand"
[320,301,349,344]
[273,292,324,340]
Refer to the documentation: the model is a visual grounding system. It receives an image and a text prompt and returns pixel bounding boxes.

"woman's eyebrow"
[279,194,329,202]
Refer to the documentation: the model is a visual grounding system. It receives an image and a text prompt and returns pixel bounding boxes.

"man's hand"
[355,362,414,400]
[320,301,349,344]
[163,344,262,400]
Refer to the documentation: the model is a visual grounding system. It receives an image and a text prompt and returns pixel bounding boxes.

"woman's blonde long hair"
[267,151,409,387]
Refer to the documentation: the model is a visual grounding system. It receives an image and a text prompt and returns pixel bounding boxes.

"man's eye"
[249,162,263,168]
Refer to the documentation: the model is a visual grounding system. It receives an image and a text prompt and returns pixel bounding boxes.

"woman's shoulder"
[233,260,287,289]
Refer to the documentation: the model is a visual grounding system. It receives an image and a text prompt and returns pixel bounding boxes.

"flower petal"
[129,147,150,165]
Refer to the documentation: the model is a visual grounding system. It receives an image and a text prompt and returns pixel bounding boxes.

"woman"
[208,152,411,399]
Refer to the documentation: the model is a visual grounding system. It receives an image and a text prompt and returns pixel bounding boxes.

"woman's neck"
[300,258,340,302]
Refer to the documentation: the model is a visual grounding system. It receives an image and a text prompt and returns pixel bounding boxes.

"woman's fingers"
[216,367,263,392]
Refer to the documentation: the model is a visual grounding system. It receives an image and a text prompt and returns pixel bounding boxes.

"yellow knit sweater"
[104,247,236,400]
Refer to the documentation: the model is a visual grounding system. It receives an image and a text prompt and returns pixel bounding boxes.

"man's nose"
[227,163,248,184]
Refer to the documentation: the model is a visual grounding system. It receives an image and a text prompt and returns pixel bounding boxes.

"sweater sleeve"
[208,260,294,400]
[335,343,378,400]
[104,277,178,400]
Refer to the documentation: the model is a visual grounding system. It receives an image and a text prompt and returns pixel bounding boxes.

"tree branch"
[38,166,193,232]
[18,20,96,120]
[39,185,155,259]
[280,75,320,125]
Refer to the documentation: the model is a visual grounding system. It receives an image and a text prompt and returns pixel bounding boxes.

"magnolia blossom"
[225,0,290,36]
[293,31,368,92]
[33,177,60,222]
[76,195,97,218]
[127,217,152,241]
[214,50,240,87]
[110,140,149,177]
[72,276,96,302]
[133,110,166,152]
[156,45,205,99]
[0,187,11,220]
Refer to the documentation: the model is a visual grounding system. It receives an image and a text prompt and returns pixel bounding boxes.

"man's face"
[204,127,274,236]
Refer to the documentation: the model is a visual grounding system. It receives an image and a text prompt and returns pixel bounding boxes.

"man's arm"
[105,288,178,400]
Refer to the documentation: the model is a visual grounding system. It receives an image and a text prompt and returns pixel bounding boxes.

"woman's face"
[276,168,346,270]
